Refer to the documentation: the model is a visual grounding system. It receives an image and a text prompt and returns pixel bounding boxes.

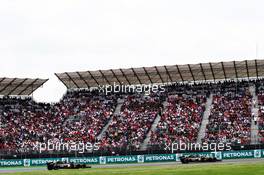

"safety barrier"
[0,149,263,167]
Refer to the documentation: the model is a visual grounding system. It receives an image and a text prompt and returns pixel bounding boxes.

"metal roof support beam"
[221,62,227,80]
[200,63,206,81]
[7,79,28,95]
[30,79,49,95]
[87,71,100,86]
[188,64,195,82]
[65,72,80,88]
[209,62,216,81]
[55,73,69,89]
[245,60,250,79]
[120,69,131,85]
[76,72,89,88]
[164,66,173,82]
[176,65,184,82]
[99,70,111,85]
[110,69,122,85]
[0,78,6,84]
[155,66,164,83]
[32,79,49,95]
[143,67,153,84]
[255,59,259,79]
[131,68,142,84]
[233,61,238,79]
[0,78,17,94]
[18,79,39,95]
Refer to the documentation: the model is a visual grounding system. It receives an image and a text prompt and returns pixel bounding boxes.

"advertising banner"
[0,159,23,167]
[143,154,177,163]
[100,155,138,164]
[1,149,264,167]
[222,150,255,159]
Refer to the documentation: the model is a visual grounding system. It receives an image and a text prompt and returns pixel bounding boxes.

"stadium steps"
[197,93,213,143]
[97,98,124,140]
[62,115,80,127]
[249,85,259,144]
[140,100,168,150]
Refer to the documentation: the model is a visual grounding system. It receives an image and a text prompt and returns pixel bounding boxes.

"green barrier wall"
[0,159,23,167]
[0,149,263,167]
[143,154,177,163]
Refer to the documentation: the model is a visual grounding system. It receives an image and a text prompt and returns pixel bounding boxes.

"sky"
[0,0,263,102]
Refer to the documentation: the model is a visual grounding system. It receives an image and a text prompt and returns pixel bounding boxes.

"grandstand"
[55,59,264,88]
[1,59,264,159]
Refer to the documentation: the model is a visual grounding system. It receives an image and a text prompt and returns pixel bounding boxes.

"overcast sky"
[0,0,263,102]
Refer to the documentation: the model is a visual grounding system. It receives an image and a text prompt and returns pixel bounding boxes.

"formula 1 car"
[47,161,91,170]
[179,155,221,164]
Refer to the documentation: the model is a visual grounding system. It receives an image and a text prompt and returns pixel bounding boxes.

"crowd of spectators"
[256,80,264,143]
[203,82,252,145]
[257,80,264,106]
[258,113,264,143]
[2,80,264,154]
[99,93,163,151]
[0,90,117,152]
[0,97,55,150]
[149,94,206,146]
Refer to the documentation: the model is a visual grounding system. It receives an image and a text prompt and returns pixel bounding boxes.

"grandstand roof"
[55,59,264,89]
[0,78,48,96]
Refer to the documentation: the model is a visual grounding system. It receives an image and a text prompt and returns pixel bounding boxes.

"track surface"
[0,158,263,174]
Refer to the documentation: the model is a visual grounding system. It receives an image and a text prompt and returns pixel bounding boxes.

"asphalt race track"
[0,158,264,174]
